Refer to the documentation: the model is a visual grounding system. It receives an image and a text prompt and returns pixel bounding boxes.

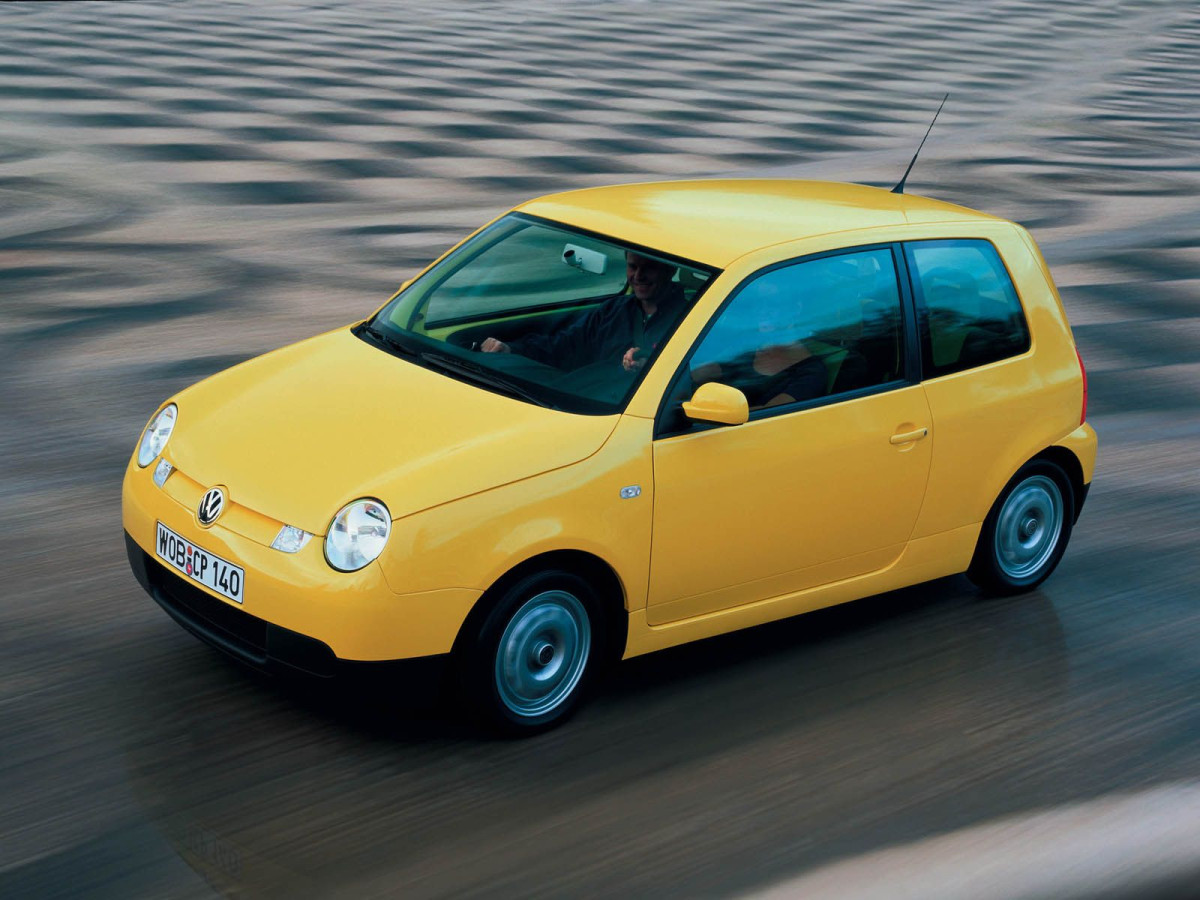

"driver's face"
[626,253,671,302]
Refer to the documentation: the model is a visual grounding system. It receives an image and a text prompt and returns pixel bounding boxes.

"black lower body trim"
[1075,481,1091,523]
[125,532,446,683]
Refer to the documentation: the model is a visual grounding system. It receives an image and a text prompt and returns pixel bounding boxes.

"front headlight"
[324,499,390,572]
[137,404,177,467]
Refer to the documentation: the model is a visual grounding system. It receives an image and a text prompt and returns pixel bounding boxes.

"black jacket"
[510,284,686,371]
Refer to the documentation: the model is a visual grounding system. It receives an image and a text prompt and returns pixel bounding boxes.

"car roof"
[516,179,1003,269]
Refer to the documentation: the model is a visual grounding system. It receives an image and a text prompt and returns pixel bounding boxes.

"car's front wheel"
[458,569,603,734]
[968,459,1075,596]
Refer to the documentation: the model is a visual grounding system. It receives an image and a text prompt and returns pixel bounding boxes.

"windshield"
[359,214,719,415]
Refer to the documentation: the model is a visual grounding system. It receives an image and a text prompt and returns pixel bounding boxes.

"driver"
[479,251,684,373]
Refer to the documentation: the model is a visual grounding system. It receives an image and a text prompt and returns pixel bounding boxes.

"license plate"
[156,521,245,604]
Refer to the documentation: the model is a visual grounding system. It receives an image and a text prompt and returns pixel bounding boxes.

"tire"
[457,568,604,735]
[968,459,1074,596]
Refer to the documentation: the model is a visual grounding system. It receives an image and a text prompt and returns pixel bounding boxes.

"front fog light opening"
[272,525,313,554]
[153,459,174,488]
[324,499,391,572]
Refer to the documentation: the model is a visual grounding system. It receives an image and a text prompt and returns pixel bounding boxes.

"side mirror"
[682,382,749,426]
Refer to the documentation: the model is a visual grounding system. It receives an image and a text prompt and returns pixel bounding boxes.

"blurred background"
[1,1,1198,897]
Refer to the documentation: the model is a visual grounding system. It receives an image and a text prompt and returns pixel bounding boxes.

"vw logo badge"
[197,487,226,526]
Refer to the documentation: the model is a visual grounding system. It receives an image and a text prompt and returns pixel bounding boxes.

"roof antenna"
[891,93,948,194]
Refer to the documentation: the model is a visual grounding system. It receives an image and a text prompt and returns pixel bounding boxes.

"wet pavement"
[1,1,1198,897]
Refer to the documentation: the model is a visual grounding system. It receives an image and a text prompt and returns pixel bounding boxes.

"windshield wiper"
[357,325,554,408]
[356,321,419,359]
[419,350,556,409]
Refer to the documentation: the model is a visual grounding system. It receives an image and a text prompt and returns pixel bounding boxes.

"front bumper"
[122,455,481,662]
[127,532,340,676]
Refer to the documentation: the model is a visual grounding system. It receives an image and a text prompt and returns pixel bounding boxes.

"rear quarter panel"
[911,222,1085,538]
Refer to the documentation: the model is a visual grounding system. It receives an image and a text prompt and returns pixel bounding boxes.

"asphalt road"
[1,2,1198,898]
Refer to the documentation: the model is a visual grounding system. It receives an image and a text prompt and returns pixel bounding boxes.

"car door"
[647,245,932,626]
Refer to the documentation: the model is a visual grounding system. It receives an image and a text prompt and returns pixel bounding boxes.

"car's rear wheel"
[968,459,1074,596]
[458,569,603,734]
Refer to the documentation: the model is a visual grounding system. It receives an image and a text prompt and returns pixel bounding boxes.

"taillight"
[1076,346,1088,425]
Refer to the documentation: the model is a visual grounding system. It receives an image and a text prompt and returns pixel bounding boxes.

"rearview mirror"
[682,383,749,426]
[562,244,608,275]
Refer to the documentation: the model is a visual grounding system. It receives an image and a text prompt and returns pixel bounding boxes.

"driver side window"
[680,247,904,417]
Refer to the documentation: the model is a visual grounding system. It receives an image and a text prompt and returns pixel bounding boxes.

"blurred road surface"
[1,2,1198,897]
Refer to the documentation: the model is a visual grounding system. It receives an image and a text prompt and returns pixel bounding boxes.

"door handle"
[889,427,929,445]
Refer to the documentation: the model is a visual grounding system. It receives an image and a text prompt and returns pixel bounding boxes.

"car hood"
[167,328,619,534]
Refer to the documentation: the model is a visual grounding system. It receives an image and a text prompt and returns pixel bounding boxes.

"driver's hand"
[480,337,510,353]
[622,347,647,372]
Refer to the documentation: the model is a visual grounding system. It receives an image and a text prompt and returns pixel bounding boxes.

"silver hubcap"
[995,474,1064,580]
[495,590,591,718]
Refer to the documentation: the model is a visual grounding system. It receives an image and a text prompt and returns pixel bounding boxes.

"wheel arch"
[451,549,629,664]
[1031,445,1086,523]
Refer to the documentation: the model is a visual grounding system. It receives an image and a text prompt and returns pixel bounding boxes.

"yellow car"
[123,179,1096,732]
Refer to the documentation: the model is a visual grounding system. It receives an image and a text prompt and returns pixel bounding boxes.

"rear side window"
[905,239,1030,378]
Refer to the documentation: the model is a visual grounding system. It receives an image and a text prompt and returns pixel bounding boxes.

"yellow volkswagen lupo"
[123,180,1096,732]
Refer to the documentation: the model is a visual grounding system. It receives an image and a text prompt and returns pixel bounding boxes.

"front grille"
[146,553,268,663]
